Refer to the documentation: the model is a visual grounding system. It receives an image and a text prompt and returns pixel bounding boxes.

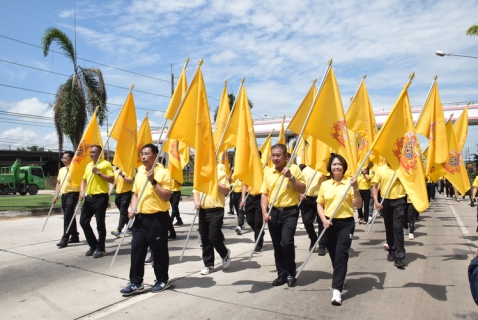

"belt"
[171,190,181,194]
[305,195,317,200]
[87,193,108,198]
[272,205,298,211]
[248,194,261,198]
[62,191,79,196]
[201,207,223,213]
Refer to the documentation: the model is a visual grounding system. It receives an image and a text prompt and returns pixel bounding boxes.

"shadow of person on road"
[341,272,386,301]
[402,282,453,301]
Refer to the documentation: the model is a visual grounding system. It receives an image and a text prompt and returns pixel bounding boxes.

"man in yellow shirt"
[120,144,172,295]
[299,164,326,255]
[52,151,80,248]
[261,144,306,287]
[110,168,133,238]
[372,164,407,268]
[194,163,231,275]
[79,145,114,258]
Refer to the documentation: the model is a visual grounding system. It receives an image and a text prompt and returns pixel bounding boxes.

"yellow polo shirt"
[171,179,181,192]
[357,170,373,190]
[318,178,354,219]
[260,164,305,207]
[194,167,228,209]
[232,178,243,193]
[372,165,406,199]
[302,166,323,197]
[473,177,478,188]
[58,166,79,193]
[83,159,114,195]
[133,164,171,213]
[114,169,133,194]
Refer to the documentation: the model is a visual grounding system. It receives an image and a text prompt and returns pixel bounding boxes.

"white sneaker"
[200,266,214,275]
[222,248,231,269]
[235,226,242,235]
[331,289,342,305]
[383,243,389,250]
[409,233,414,240]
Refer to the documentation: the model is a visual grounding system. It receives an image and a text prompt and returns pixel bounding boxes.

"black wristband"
[151,180,157,186]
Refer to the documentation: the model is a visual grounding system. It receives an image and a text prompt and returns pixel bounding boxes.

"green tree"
[42,27,107,151]
[466,24,478,36]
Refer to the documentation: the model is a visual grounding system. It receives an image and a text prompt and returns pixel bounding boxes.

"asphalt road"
[1,192,477,319]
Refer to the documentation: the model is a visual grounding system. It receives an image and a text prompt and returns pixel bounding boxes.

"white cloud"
[7,98,53,118]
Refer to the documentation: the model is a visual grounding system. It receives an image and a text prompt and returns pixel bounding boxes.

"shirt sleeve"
[260,174,269,194]
[155,167,171,190]
[317,181,325,204]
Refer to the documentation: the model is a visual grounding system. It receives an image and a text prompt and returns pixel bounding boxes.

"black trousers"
[324,217,355,292]
[199,208,228,267]
[61,192,79,240]
[130,212,169,284]
[405,202,417,234]
[357,189,371,222]
[115,191,132,231]
[245,195,264,250]
[268,206,299,278]
[231,192,243,225]
[170,191,182,223]
[382,197,406,259]
[80,194,109,251]
[299,196,324,248]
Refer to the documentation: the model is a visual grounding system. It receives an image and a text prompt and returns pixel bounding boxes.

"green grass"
[0,194,62,211]
[181,186,193,197]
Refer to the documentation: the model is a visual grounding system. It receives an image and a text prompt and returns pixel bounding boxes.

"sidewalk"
[0,193,477,319]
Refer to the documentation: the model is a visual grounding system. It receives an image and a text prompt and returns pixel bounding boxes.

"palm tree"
[42,27,107,151]
[466,24,478,36]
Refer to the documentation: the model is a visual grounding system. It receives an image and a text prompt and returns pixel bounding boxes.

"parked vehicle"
[0,159,46,195]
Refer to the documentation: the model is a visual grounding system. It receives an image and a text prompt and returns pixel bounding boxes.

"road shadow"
[297,270,332,287]
[230,279,275,294]
[222,256,262,273]
[341,272,387,300]
[402,282,453,301]
[405,252,427,265]
[170,254,202,264]
[172,276,217,289]
[357,239,386,246]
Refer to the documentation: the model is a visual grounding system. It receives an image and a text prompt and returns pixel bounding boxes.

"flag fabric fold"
[453,105,469,152]
[415,81,448,175]
[213,85,235,152]
[306,135,330,175]
[136,115,153,167]
[110,91,137,177]
[69,109,103,186]
[164,65,188,121]
[167,68,218,200]
[260,131,274,168]
[164,139,186,183]
[277,116,286,145]
[369,82,429,213]
[232,84,263,191]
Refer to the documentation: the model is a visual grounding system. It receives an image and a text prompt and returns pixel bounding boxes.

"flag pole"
[179,78,244,261]
[248,65,330,262]
[41,167,70,231]
[110,58,197,268]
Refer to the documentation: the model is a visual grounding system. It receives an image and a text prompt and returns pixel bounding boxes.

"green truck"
[0,159,46,195]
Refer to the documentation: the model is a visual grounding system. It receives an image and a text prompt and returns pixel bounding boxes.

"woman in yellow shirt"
[317,154,362,306]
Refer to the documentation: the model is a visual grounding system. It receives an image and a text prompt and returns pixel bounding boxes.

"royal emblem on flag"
[73,140,91,164]
[331,119,348,148]
[392,132,419,174]
[358,137,368,151]
[170,140,180,160]
[442,150,461,174]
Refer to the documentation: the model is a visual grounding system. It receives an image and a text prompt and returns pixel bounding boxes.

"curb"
[0,207,63,219]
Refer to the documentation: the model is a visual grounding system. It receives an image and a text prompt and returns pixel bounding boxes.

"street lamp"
[435,50,478,59]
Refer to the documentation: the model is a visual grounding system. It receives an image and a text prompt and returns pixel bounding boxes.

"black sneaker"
[151,280,170,293]
[168,234,177,240]
[68,237,80,244]
[318,246,326,256]
[387,253,395,262]
[394,258,405,268]
[120,282,145,296]
[85,247,96,256]
[57,238,68,248]
[93,250,106,258]
[174,221,184,226]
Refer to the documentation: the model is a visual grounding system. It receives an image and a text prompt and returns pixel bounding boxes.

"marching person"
[110,168,133,238]
[317,154,362,306]
[472,176,478,232]
[261,144,305,287]
[373,162,407,269]
[241,182,264,253]
[79,145,114,258]
[170,178,184,226]
[194,162,232,275]
[299,164,326,255]
[357,166,372,224]
[52,151,80,248]
[120,144,172,295]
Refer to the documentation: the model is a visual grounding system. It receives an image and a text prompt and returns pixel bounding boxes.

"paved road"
[1,193,477,319]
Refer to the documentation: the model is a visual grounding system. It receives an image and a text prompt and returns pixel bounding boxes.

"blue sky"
[0,0,477,158]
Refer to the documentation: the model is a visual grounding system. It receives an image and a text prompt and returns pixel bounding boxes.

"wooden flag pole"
[42,166,70,232]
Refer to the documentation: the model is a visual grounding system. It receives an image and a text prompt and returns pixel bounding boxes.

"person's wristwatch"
[289,176,296,182]
[151,179,157,186]
[97,172,101,176]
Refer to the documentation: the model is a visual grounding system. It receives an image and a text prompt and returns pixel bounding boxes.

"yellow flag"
[69,109,103,186]
[167,68,218,200]
[233,84,263,191]
[164,64,188,121]
[306,135,330,175]
[296,137,307,162]
[110,92,137,177]
[345,79,378,165]
[289,68,356,175]
[277,116,286,145]
[439,121,470,195]
[136,115,153,167]
[179,142,190,169]
[218,150,231,177]
[213,84,234,152]
[164,139,185,184]
[370,81,429,213]
[453,105,468,152]
[415,81,448,175]
[260,131,274,168]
